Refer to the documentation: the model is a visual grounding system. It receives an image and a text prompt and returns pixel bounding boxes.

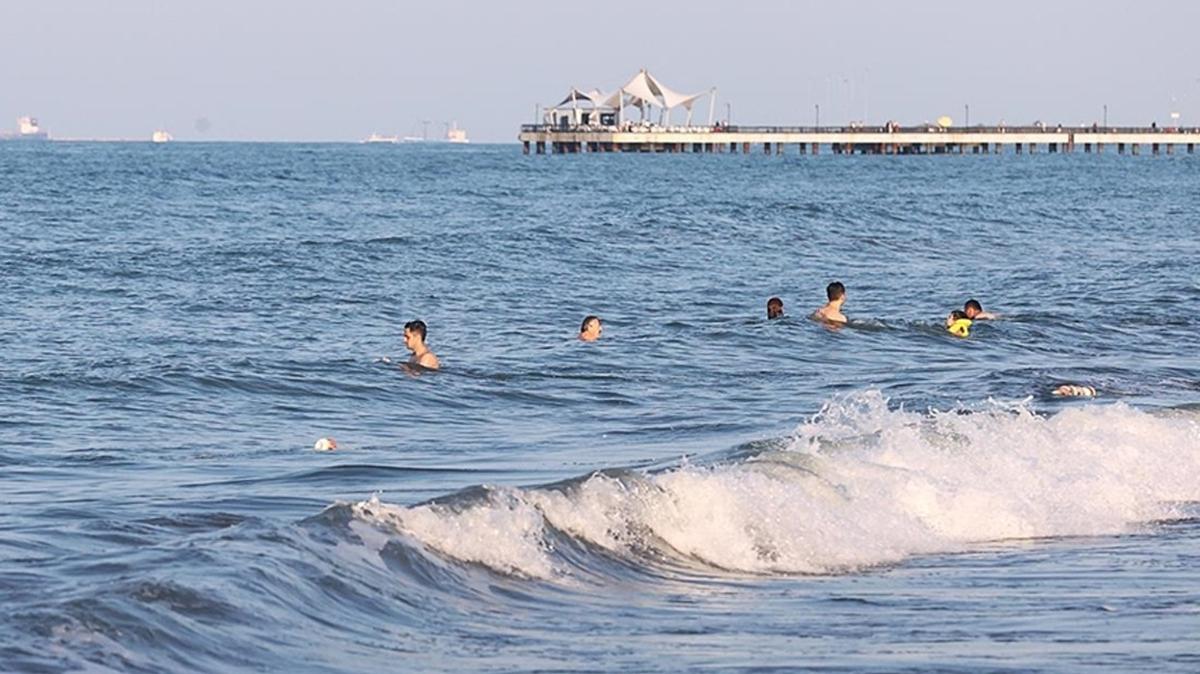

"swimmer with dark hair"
[964,299,998,320]
[946,310,973,337]
[579,315,602,342]
[811,282,847,325]
[403,320,440,370]
[767,297,784,320]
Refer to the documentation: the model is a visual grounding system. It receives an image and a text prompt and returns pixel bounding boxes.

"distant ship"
[364,133,400,144]
[0,116,49,141]
[152,130,174,143]
[445,121,469,144]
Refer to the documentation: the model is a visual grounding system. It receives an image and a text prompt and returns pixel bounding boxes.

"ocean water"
[2,142,1199,673]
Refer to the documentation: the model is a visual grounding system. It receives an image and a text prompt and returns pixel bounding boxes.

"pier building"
[521,72,1198,156]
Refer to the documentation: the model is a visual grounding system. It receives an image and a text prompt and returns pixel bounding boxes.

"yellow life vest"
[947,318,972,338]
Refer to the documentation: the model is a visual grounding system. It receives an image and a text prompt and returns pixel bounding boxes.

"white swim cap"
[313,437,338,451]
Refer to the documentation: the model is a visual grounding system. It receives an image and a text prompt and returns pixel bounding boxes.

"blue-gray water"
[2,143,1199,673]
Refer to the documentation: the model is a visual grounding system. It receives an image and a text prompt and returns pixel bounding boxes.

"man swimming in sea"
[811,282,847,324]
[767,297,784,320]
[403,319,440,370]
[579,315,603,342]
[963,299,997,320]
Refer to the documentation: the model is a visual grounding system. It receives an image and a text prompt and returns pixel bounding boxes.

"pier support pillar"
[763,142,771,155]
[1049,143,1057,153]
[776,142,783,155]
[1084,143,1091,153]
[523,141,530,155]
[812,142,819,154]
[1152,143,1159,155]
[1166,144,1174,155]
[1189,144,1195,154]
[1015,143,1022,154]
[1132,144,1140,155]
[536,141,545,154]
[1118,143,1125,154]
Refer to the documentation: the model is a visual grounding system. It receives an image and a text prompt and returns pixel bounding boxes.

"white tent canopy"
[545,70,716,127]
[553,88,615,110]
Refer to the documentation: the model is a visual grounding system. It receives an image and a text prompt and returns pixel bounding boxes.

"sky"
[2,0,1198,142]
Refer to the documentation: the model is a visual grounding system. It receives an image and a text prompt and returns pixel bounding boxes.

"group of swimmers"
[771,281,996,337]
[397,284,1093,397]
[398,282,993,372]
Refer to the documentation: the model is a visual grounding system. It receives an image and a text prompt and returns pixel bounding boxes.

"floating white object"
[1052,385,1096,398]
[313,437,338,451]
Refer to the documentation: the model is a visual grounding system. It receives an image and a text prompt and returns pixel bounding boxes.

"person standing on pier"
[811,282,848,325]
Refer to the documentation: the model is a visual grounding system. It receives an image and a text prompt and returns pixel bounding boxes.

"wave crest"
[347,392,1200,578]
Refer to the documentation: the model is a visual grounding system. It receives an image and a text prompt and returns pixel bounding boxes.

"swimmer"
[964,299,998,320]
[403,319,440,370]
[313,437,338,451]
[1052,384,1096,398]
[811,282,847,325]
[767,297,784,320]
[579,315,602,342]
[946,310,973,337]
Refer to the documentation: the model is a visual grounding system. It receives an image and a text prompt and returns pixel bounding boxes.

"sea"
[2,142,1199,673]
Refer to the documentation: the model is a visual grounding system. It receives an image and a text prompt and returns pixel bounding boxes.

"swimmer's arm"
[975,311,998,320]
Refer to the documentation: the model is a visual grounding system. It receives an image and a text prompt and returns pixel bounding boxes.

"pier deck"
[519,125,1200,155]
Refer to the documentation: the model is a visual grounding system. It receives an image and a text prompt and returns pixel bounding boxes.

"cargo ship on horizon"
[0,116,50,141]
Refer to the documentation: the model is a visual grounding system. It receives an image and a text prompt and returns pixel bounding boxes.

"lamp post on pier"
[965,104,970,128]
[1103,104,1108,128]
[815,103,820,129]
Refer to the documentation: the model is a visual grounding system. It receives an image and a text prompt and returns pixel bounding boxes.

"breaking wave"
[345,392,1200,579]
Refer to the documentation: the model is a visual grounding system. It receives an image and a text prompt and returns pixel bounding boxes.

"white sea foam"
[351,392,1200,578]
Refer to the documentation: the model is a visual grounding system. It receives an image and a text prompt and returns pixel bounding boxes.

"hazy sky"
[3,0,1198,141]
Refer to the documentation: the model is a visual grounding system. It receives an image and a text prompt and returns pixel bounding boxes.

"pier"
[520,124,1200,156]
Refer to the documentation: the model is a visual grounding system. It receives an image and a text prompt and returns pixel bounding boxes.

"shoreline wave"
[344,392,1200,580]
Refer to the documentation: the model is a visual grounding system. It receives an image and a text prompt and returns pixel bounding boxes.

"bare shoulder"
[419,352,441,369]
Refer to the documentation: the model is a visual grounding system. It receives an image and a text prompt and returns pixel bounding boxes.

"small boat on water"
[445,121,469,144]
[152,130,173,143]
[0,116,49,141]
[364,133,400,144]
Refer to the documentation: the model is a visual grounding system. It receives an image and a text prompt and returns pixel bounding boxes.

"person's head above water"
[964,299,984,319]
[403,319,428,349]
[946,310,972,337]
[579,315,602,341]
[767,297,784,319]
[826,282,846,303]
[403,319,440,369]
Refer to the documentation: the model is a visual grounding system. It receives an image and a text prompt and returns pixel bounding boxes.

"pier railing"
[520,123,1200,135]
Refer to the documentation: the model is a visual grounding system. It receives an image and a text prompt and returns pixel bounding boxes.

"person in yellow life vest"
[946,310,973,337]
